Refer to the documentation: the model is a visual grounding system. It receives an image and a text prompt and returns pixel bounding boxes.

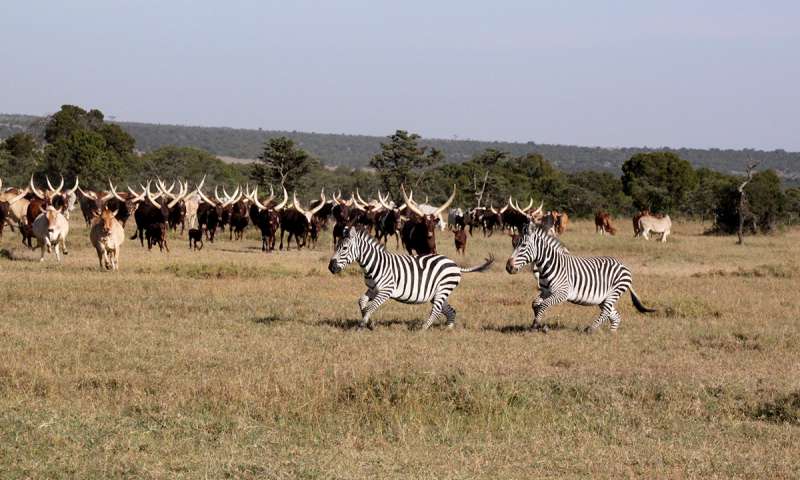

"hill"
[2,113,798,181]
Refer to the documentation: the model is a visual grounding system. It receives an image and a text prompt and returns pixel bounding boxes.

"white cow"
[638,215,672,243]
[32,206,70,261]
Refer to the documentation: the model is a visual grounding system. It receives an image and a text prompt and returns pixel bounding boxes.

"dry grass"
[1,219,799,478]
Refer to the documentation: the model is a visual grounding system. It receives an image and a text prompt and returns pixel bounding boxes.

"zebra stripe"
[329,227,493,329]
[506,224,654,332]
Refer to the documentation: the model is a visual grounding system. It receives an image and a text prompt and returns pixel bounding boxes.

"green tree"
[621,152,697,212]
[0,133,40,184]
[38,105,136,188]
[712,169,785,234]
[369,130,443,198]
[133,146,247,187]
[251,136,318,192]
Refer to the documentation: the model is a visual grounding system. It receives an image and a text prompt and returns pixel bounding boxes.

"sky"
[2,1,799,150]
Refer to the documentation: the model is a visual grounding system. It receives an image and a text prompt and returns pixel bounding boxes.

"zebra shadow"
[482,322,570,334]
[252,315,290,326]
[318,318,415,331]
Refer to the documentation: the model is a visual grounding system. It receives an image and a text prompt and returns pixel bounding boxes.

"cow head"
[400,184,456,239]
[93,206,119,235]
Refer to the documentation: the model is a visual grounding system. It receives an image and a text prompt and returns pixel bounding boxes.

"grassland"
[1,219,798,479]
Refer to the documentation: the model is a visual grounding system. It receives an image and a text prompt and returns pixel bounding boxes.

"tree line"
[2,105,798,235]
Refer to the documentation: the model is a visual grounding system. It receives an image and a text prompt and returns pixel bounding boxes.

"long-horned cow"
[247,185,288,251]
[399,184,456,255]
[279,190,325,250]
[32,205,70,262]
[131,181,187,250]
[90,205,125,270]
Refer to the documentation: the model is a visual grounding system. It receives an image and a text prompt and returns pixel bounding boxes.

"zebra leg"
[585,307,610,334]
[421,293,451,330]
[358,293,370,315]
[360,290,391,329]
[442,303,456,329]
[531,291,568,332]
[608,307,622,331]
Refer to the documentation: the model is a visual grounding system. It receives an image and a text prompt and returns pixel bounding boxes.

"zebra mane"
[353,227,387,252]
[526,224,571,254]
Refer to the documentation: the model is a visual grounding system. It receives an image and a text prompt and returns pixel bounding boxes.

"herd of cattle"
[0,175,673,269]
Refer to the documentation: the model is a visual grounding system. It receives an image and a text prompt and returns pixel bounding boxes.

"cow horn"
[434,184,457,216]
[356,189,369,207]
[130,186,146,203]
[79,187,97,200]
[378,190,392,210]
[292,191,308,216]
[66,176,79,195]
[146,182,161,208]
[249,187,267,211]
[309,189,326,215]
[273,186,288,211]
[221,186,239,208]
[401,184,425,217]
[264,184,275,205]
[29,175,45,199]
[196,187,215,206]
[109,180,125,202]
[196,175,206,192]
[521,197,534,212]
[531,201,544,217]
[214,186,223,204]
[51,175,63,195]
[350,192,364,211]
[167,181,187,209]
[7,187,29,205]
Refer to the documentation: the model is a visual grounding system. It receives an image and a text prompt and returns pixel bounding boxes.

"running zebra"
[328,226,494,330]
[505,224,655,333]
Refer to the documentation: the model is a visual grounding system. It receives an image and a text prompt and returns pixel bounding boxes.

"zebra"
[328,226,494,330]
[505,223,655,333]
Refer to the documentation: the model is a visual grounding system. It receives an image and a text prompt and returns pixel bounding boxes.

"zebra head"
[506,223,570,274]
[328,226,359,274]
[506,223,536,274]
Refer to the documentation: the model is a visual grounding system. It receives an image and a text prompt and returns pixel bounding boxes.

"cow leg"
[279,229,286,250]
[39,241,47,261]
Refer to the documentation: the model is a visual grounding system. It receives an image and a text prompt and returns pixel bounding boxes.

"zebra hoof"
[445,323,455,330]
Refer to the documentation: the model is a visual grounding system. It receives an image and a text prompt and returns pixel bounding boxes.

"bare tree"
[737,160,760,245]
[473,171,488,208]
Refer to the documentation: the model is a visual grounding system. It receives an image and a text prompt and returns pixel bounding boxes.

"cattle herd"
[0,174,671,331]
[0,174,675,268]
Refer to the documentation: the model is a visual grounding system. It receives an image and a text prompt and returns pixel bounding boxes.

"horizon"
[2,1,799,151]
[4,111,797,155]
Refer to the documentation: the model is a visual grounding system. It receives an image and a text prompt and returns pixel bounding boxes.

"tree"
[38,105,136,188]
[621,152,697,212]
[0,133,40,184]
[251,136,318,192]
[685,168,736,223]
[369,130,443,198]
[133,146,247,187]
[711,168,784,237]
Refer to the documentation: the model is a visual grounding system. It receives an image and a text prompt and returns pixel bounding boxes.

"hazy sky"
[2,1,799,150]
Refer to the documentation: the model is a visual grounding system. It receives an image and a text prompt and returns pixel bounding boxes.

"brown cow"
[595,211,616,235]
[453,228,467,255]
[555,211,569,235]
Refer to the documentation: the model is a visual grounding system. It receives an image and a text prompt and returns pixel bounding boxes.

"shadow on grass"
[318,318,414,331]
[252,315,290,326]
[482,321,570,334]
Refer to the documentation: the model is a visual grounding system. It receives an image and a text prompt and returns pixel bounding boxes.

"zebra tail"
[630,288,656,313]
[460,254,495,273]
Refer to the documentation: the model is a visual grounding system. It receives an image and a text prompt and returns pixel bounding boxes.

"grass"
[1,219,799,478]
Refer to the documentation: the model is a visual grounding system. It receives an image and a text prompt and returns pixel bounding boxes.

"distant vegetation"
[2,113,799,181]
[2,107,798,232]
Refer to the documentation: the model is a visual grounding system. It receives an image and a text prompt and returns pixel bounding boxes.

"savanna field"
[1,219,799,479]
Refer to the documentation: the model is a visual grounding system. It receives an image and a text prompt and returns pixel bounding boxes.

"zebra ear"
[348,226,358,238]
